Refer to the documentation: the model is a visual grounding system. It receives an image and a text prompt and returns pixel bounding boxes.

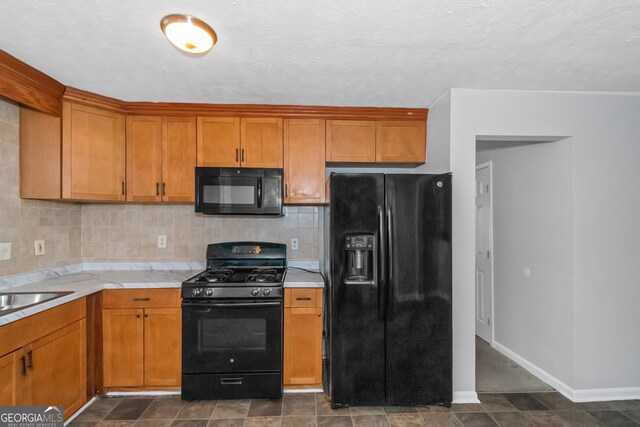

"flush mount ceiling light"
[160,14,217,54]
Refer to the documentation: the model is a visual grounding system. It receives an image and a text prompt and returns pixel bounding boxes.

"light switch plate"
[34,240,45,256]
[291,238,299,250]
[0,242,11,261]
[158,235,167,249]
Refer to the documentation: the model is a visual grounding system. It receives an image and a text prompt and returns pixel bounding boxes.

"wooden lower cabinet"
[144,308,181,386]
[284,288,323,387]
[29,319,87,418]
[102,290,181,389]
[103,308,144,387]
[0,319,86,419]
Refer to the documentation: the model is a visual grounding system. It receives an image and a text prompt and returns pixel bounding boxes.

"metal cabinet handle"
[133,298,150,301]
[296,297,312,301]
[156,182,160,196]
[20,356,26,376]
[235,148,239,162]
[162,182,166,196]
[241,149,245,163]
[121,181,125,196]
[285,184,288,198]
[221,377,243,385]
[27,351,33,370]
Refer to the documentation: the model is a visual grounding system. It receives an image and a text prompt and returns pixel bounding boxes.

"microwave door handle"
[257,177,263,208]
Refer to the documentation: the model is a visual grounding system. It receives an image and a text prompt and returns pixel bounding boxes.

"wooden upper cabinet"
[326,120,376,163]
[126,116,162,202]
[144,308,181,386]
[284,119,325,204]
[29,319,87,419]
[241,118,283,168]
[375,120,426,164]
[162,116,197,202]
[62,101,126,201]
[197,117,240,167]
[19,107,61,199]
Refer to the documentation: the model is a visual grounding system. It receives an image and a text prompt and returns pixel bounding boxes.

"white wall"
[452,89,640,399]
[477,140,575,387]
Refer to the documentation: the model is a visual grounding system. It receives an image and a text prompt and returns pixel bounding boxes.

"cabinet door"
[29,319,87,419]
[162,116,197,202]
[375,120,426,164]
[284,306,323,386]
[103,309,144,387]
[144,308,181,386]
[62,101,126,201]
[197,117,240,167]
[283,119,325,204]
[0,350,23,406]
[241,118,283,168]
[126,115,162,202]
[326,120,376,163]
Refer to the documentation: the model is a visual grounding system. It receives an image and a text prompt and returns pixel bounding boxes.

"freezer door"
[384,174,452,406]
[329,173,386,406]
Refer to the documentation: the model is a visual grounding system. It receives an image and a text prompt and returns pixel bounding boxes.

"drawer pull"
[20,356,26,376]
[134,298,151,301]
[296,297,312,301]
[221,377,243,385]
[27,351,33,370]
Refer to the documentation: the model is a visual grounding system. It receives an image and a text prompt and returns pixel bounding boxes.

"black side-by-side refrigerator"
[326,173,452,407]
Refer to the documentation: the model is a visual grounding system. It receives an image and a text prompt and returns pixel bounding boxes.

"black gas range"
[181,241,286,401]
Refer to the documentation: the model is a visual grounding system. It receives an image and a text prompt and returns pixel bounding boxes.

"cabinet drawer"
[285,289,322,308]
[103,289,180,309]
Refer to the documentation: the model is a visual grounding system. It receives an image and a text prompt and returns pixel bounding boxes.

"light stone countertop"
[284,268,325,288]
[1,267,324,326]
[0,270,196,327]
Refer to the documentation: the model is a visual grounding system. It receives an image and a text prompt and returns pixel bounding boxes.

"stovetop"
[184,266,286,286]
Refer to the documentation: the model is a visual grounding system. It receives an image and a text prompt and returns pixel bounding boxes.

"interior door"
[475,163,493,343]
[384,174,452,406]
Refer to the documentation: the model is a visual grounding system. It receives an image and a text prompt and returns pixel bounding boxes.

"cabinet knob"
[136,314,141,318]
[144,314,149,318]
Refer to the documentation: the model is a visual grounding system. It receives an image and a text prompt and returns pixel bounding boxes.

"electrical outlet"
[0,242,11,261]
[291,238,299,250]
[158,235,167,249]
[34,240,45,256]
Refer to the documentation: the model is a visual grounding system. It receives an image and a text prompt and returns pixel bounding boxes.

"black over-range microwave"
[195,167,283,216]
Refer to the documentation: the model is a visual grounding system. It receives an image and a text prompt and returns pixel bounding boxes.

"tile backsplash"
[0,97,319,278]
[81,204,319,262]
[0,98,82,277]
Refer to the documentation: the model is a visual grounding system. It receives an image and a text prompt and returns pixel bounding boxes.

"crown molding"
[0,49,65,116]
[63,87,126,113]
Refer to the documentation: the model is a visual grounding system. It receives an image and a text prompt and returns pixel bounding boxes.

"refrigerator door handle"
[386,205,394,321]
[378,205,386,321]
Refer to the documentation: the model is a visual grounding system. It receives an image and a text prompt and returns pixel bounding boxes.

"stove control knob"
[205,289,213,297]
[251,288,260,297]
[263,288,271,296]
[192,288,202,297]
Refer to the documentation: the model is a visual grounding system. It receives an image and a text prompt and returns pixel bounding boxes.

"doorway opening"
[474,137,570,394]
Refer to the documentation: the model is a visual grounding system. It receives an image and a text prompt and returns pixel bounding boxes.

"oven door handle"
[182,301,282,308]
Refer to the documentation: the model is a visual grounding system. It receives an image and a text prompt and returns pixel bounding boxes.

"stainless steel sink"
[0,291,74,315]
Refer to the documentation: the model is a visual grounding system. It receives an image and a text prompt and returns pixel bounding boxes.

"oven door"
[182,300,283,374]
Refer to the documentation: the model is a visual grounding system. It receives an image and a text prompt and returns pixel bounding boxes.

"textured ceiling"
[1,0,639,107]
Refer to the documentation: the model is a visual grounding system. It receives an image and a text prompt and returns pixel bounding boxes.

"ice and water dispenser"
[343,234,376,285]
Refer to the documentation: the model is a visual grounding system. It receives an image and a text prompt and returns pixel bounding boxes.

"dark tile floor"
[69,393,640,427]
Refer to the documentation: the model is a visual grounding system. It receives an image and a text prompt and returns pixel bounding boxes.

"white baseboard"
[453,391,479,404]
[492,340,574,399]
[572,387,640,402]
[64,397,97,425]
[492,340,640,402]
[106,391,181,396]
